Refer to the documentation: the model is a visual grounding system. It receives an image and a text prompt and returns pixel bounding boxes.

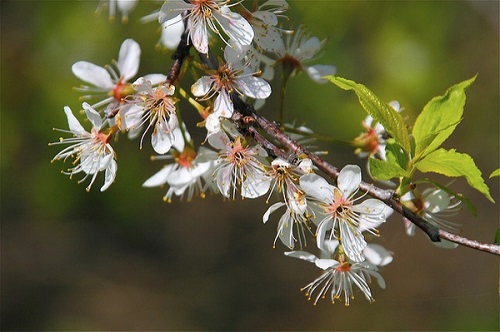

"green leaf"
[495,229,500,244]
[490,168,500,178]
[369,158,408,181]
[415,148,494,202]
[325,75,410,154]
[412,76,476,160]
[385,139,408,170]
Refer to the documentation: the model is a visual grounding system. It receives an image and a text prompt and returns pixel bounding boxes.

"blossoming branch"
[50,0,500,306]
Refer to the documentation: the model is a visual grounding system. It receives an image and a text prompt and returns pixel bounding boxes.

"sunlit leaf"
[369,158,408,181]
[412,76,476,160]
[385,139,408,170]
[415,148,494,203]
[489,168,500,178]
[325,75,410,155]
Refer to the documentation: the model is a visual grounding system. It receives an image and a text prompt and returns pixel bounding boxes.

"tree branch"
[167,36,499,257]
[439,230,500,255]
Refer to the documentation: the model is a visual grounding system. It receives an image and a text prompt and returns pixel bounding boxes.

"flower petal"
[72,61,114,89]
[352,198,386,216]
[159,0,191,23]
[142,73,167,85]
[191,19,209,54]
[424,189,451,213]
[305,64,337,83]
[216,8,254,47]
[254,25,284,53]
[207,131,230,151]
[151,121,173,154]
[316,218,331,251]
[119,105,144,131]
[216,165,232,198]
[101,158,117,192]
[117,39,140,81]
[284,250,318,263]
[299,173,334,202]
[236,76,272,99]
[315,258,339,270]
[159,14,185,50]
[63,106,86,136]
[213,90,234,118]
[278,213,294,249]
[363,244,393,266]
[339,221,367,262]
[242,172,271,198]
[296,36,323,60]
[263,202,286,223]
[191,76,213,97]
[82,102,103,129]
[337,164,361,197]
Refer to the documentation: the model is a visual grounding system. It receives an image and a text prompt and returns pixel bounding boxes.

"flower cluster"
[49,0,486,308]
[52,1,335,195]
[49,0,386,305]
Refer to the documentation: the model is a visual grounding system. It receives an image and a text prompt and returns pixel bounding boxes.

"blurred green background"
[1,0,499,330]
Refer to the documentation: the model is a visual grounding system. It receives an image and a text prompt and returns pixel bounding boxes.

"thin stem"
[279,77,288,127]
[166,30,191,86]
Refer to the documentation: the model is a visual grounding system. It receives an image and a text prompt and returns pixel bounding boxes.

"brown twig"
[168,33,499,257]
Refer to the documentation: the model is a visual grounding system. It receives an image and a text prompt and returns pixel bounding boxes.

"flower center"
[213,64,239,93]
[175,148,197,169]
[328,189,352,219]
[353,127,379,155]
[277,54,302,79]
[228,137,250,167]
[112,78,135,101]
[335,262,352,273]
[145,85,179,121]
[191,0,219,18]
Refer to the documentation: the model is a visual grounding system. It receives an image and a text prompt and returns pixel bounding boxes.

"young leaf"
[385,139,408,170]
[325,75,410,155]
[368,141,409,180]
[415,148,494,202]
[412,76,476,160]
[369,158,408,181]
[490,168,500,178]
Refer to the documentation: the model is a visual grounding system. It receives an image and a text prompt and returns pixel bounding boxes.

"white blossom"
[72,39,141,111]
[240,0,289,52]
[209,133,270,199]
[300,165,389,262]
[50,103,117,192]
[192,47,272,118]
[121,79,182,154]
[143,146,218,202]
[263,199,312,249]
[159,0,254,54]
[402,188,461,249]
[285,247,386,306]
[354,101,401,160]
[274,26,336,83]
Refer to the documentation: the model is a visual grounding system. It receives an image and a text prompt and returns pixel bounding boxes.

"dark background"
[1,1,499,330]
